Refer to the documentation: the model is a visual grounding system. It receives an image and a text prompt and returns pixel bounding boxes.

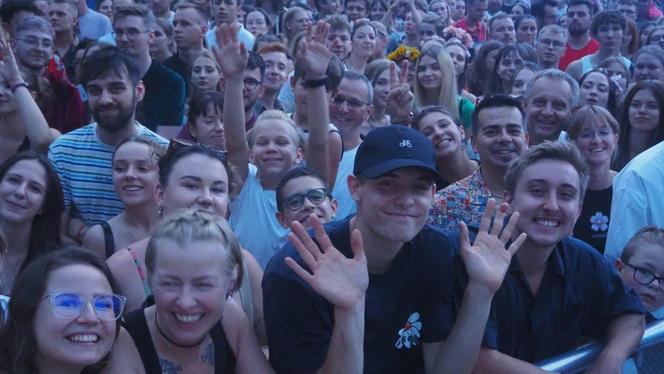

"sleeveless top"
[100,221,116,259]
[123,308,236,373]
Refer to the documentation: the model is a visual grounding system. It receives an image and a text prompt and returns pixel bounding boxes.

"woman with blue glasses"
[0,247,126,373]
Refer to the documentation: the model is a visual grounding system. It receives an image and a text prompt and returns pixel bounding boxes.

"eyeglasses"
[43,292,127,321]
[625,263,664,287]
[538,38,565,48]
[112,28,150,39]
[243,78,261,90]
[283,188,328,211]
[16,37,53,48]
[332,96,368,109]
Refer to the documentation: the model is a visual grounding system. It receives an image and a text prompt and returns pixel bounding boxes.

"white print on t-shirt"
[395,312,422,349]
[590,211,609,232]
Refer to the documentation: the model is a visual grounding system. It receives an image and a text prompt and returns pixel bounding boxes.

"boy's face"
[506,158,582,251]
[617,244,664,312]
[276,175,337,228]
[250,119,302,180]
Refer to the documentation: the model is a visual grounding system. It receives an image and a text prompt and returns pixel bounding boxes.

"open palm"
[213,23,247,78]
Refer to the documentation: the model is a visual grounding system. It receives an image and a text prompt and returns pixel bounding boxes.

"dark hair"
[487,43,537,95]
[514,14,537,30]
[158,143,234,194]
[591,10,626,37]
[175,2,208,23]
[252,34,283,53]
[531,0,558,20]
[325,14,352,34]
[276,166,330,212]
[351,19,376,41]
[0,152,63,273]
[79,46,143,87]
[0,0,38,23]
[578,68,619,117]
[188,91,224,130]
[614,80,664,170]
[567,0,596,15]
[292,55,345,92]
[0,247,121,373]
[244,7,272,33]
[467,40,504,96]
[246,50,266,80]
[412,105,463,131]
[471,94,525,137]
[112,3,155,29]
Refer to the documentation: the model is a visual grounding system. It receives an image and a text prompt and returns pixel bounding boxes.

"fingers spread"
[478,198,496,235]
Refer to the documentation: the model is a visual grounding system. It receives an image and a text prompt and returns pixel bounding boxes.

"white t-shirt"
[332,146,359,220]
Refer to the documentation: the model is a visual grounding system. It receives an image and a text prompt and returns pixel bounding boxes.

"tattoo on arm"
[159,358,183,374]
[201,342,215,366]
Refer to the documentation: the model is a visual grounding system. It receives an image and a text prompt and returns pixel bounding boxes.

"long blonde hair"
[414,45,458,115]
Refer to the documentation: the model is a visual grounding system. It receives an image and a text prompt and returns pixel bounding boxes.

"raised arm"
[424,199,527,374]
[285,215,368,374]
[0,38,58,153]
[386,60,415,125]
[299,22,334,187]
[213,23,250,193]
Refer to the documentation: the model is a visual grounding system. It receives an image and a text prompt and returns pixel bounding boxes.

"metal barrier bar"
[536,319,664,373]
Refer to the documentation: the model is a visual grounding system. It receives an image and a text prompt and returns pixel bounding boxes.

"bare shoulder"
[82,224,106,258]
[102,327,146,374]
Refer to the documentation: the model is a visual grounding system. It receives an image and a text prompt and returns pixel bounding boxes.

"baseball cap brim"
[360,159,444,186]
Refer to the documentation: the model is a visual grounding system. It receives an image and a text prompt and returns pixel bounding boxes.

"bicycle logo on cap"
[399,139,413,148]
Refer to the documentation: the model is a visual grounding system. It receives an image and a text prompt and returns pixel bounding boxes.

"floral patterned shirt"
[427,170,492,232]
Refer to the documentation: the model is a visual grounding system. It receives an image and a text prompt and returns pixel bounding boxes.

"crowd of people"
[0,0,664,372]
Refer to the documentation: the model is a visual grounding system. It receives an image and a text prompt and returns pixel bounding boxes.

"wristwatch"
[302,75,328,88]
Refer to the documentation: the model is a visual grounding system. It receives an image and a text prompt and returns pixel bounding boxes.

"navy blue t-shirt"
[263,217,463,374]
[483,237,645,362]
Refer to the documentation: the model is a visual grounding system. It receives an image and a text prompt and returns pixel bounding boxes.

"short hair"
[0,0,39,24]
[12,14,53,37]
[412,105,464,131]
[504,140,589,202]
[471,94,525,137]
[342,70,373,103]
[489,11,512,33]
[590,10,626,37]
[174,2,208,23]
[112,4,155,29]
[246,50,266,79]
[346,0,370,11]
[248,109,303,148]
[531,0,558,19]
[276,166,330,212]
[567,0,595,15]
[566,105,620,140]
[292,55,345,92]
[622,226,664,262]
[50,0,78,15]
[145,210,243,294]
[538,24,568,40]
[524,69,580,107]
[325,14,352,34]
[188,91,224,127]
[79,46,142,87]
[0,247,121,372]
[257,41,289,57]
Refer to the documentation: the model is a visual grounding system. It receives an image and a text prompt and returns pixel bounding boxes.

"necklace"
[155,314,206,348]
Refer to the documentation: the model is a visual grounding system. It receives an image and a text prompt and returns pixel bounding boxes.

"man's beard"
[92,95,137,133]
[568,24,589,37]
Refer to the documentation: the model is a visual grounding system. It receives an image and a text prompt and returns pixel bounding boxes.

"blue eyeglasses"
[43,292,127,321]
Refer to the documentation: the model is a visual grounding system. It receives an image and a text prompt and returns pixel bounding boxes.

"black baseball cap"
[354,125,443,185]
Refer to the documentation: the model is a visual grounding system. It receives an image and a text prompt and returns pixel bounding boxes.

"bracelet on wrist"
[10,82,29,94]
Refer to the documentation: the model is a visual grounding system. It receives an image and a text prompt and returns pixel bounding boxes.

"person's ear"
[615,258,625,272]
[276,211,288,228]
[135,80,146,102]
[155,183,165,211]
[188,122,198,139]
[348,174,361,202]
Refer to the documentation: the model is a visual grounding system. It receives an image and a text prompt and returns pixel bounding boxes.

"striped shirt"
[48,123,167,226]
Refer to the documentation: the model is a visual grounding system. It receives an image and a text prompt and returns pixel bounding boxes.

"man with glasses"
[113,4,185,137]
[330,71,373,219]
[276,167,338,229]
[12,15,87,133]
[559,0,597,71]
[535,24,567,69]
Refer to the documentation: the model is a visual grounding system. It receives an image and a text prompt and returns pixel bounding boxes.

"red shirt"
[559,38,600,71]
[453,18,486,43]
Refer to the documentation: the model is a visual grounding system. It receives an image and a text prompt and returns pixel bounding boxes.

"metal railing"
[536,319,664,373]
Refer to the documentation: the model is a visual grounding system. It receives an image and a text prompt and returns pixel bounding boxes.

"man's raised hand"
[213,22,247,78]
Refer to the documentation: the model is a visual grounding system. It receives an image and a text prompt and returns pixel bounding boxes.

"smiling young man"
[474,141,645,374]
[429,95,528,232]
[264,124,527,374]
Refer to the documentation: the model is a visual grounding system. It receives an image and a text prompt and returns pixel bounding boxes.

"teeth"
[124,186,142,191]
[67,334,99,343]
[536,218,559,227]
[175,313,202,323]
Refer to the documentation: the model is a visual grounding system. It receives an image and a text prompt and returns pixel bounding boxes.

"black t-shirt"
[138,60,186,130]
[263,217,463,374]
[573,186,612,253]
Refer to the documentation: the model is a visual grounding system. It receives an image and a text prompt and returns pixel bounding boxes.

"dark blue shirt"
[263,217,462,374]
[484,237,645,362]
[138,60,186,130]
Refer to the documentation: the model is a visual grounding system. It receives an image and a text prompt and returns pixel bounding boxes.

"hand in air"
[0,38,23,86]
[385,59,414,120]
[299,21,333,79]
[213,23,247,79]
[286,215,369,311]
[459,199,527,295]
